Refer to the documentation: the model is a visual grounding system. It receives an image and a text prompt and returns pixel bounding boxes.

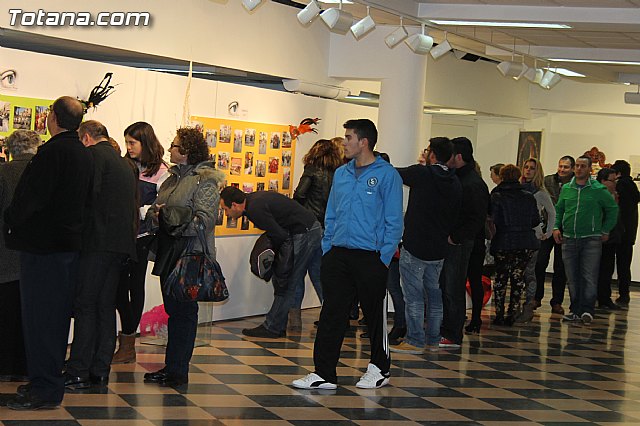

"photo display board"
[0,94,53,158]
[191,115,296,236]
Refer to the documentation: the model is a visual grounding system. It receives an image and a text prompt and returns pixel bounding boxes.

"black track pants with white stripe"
[314,247,390,384]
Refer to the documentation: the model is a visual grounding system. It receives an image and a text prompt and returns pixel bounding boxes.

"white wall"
[1,46,376,322]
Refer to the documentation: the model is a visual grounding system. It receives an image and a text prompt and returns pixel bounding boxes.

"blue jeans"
[562,236,601,316]
[293,242,323,307]
[399,248,444,347]
[264,223,322,334]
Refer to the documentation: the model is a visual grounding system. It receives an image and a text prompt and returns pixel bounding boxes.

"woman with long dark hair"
[289,138,343,330]
[113,122,168,363]
[143,127,224,387]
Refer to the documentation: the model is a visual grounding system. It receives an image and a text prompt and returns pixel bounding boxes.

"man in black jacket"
[64,120,138,390]
[4,96,94,410]
[611,160,640,307]
[439,137,489,348]
[220,187,322,338]
[390,137,462,353]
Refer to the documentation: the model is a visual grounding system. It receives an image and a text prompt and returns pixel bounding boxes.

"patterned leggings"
[493,250,535,318]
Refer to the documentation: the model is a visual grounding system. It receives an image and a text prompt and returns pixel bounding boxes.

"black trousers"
[467,239,486,323]
[440,240,474,345]
[0,280,27,377]
[67,251,126,378]
[20,252,79,403]
[616,242,634,298]
[598,243,616,304]
[534,237,567,306]
[314,247,389,384]
[116,235,153,335]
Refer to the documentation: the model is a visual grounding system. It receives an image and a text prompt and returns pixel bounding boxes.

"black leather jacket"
[293,165,333,227]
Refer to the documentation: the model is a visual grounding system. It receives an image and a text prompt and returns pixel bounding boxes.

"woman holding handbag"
[143,127,225,388]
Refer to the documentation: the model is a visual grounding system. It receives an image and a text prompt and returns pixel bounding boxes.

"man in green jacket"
[553,155,618,325]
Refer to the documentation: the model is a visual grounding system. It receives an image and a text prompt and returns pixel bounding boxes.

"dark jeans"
[386,258,405,328]
[293,238,324,307]
[440,240,474,345]
[467,239,485,323]
[161,287,199,377]
[535,237,567,306]
[314,247,390,384]
[0,280,27,377]
[563,236,602,316]
[616,242,634,299]
[263,223,322,334]
[116,235,153,335]
[20,251,79,403]
[67,252,126,378]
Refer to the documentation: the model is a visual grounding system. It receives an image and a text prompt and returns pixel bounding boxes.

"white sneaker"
[356,363,390,389]
[581,312,593,325]
[292,373,337,390]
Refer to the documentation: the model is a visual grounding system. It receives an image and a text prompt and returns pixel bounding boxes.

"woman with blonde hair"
[290,138,344,329]
[517,158,555,322]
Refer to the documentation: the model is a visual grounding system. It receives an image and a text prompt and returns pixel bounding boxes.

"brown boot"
[287,308,302,331]
[112,332,136,364]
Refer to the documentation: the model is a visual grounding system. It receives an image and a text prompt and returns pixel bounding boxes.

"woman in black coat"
[490,164,540,326]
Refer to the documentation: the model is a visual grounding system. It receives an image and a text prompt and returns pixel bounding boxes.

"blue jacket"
[322,156,403,265]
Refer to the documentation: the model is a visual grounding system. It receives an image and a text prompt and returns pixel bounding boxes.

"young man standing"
[553,155,618,325]
[293,119,403,389]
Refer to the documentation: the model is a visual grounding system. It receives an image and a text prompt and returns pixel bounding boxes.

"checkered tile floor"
[1,287,639,425]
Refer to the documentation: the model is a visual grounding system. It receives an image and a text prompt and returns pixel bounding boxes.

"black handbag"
[163,224,229,303]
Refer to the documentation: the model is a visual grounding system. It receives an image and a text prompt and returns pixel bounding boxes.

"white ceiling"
[330,0,640,84]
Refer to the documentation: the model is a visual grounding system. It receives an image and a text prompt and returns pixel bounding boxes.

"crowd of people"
[0,101,638,409]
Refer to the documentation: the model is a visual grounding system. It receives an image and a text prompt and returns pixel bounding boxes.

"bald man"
[4,96,94,410]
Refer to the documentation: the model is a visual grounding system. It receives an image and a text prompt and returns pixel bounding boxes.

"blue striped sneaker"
[292,373,337,390]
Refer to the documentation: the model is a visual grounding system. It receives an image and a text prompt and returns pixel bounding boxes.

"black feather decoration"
[80,73,116,113]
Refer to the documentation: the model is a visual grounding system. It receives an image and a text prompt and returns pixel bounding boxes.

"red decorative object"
[584,147,611,169]
[466,275,492,307]
[289,117,321,139]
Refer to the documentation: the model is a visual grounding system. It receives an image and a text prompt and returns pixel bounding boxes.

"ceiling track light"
[624,85,640,104]
[320,0,353,34]
[430,32,452,60]
[350,6,375,39]
[241,0,262,12]
[405,24,433,55]
[297,0,321,25]
[523,59,543,84]
[384,16,408,48]
[539,69,561,89]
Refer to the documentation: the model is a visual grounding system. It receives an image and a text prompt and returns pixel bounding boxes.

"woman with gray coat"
[0,130,41,381]
[142,127,225,388]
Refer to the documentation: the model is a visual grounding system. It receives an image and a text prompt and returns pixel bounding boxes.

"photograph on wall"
[233,130,243,153]
[283,167,291,190]
[517,130,542,168]
[34,106,48,135]
[0,101,9,132]
[230,157,242,175]
[282,150,291,167]
[0,136,6,162]
[244,151,253,175]
[243,182,254,193]
[241,216,250,230]
[217,152,230,170]
[256,160,266,177]
[216,208,224,226]
[270,132,280,149]
[205,129,217,148]
[256,182,265,191]
[230,182,240,189]
[227,216,238,228]
[282,131,292,148]
[259,132,267,154]
[13,106,32,130]
[269,179,279,192]
[245,128,255,147]
[268,157,279,174]
[219,124,231,143]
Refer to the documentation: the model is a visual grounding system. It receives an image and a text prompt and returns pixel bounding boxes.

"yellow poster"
[191,115,296,236]
[0,94,53,143]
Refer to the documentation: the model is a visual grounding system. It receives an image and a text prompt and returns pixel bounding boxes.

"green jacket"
[554,177,619,238]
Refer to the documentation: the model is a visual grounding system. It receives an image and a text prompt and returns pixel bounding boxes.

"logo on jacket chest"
[367,177,378,187]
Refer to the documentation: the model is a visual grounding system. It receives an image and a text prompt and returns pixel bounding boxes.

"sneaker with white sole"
[562,313,580,321]
[292,373,337,390]
[356,363,390,389]
[438,337,461,348]
[390,341,423,354]
[581,312,593,325]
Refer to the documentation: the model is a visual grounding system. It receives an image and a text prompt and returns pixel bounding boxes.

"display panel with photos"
[191,115,296,236]
[0,95,53,161]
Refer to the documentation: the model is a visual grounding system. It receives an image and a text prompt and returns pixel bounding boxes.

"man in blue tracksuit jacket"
[292,119,403,390]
